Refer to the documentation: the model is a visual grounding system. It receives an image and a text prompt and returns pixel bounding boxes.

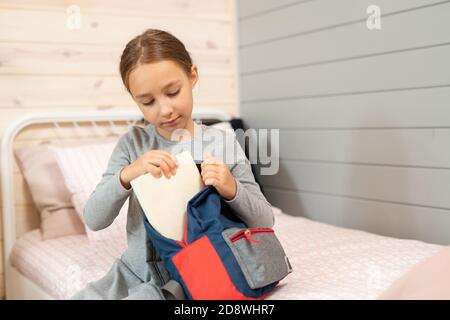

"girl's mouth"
[163,116,181,126]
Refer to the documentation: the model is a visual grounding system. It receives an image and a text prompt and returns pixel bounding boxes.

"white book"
[130,151,204,242]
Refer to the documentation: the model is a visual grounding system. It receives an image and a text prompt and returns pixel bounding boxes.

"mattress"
[10,207,443,300]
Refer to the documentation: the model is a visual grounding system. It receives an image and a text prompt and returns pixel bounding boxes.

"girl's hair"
[119,29,193,94]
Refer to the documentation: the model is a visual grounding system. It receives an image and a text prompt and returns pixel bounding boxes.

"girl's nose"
[160,101,174,117]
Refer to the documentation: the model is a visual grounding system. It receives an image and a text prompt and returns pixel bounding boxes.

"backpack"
[144,185,293,300]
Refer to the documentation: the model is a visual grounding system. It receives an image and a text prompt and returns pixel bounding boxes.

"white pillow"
[48,141,128,244]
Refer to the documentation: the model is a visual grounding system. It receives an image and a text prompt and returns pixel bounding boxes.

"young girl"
[71,29,274,300]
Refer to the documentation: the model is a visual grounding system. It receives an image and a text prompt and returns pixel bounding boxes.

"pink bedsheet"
[10,207,442,299]
[10,231,127,299]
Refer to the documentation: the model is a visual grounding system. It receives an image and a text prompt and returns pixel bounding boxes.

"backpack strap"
[161,279,186,300]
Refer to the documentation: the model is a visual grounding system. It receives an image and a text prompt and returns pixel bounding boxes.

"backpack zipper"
[229,228,274,243]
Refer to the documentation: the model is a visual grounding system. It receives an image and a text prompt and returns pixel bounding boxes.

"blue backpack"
[144,185,292,300]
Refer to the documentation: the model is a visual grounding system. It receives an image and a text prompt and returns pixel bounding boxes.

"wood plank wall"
[0,0,239,299]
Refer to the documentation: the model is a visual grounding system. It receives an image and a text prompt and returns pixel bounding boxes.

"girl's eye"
[168,89,180,97]
[142,100,154,106]
[142,89,179,106]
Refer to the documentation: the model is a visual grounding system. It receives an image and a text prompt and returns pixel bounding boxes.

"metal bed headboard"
[1,108,231,272]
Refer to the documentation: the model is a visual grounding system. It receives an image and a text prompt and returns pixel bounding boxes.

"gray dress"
[71,123,274,300]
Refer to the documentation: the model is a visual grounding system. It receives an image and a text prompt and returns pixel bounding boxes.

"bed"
[1,109,445,300]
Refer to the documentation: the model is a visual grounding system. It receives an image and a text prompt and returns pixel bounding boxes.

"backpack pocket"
[222,227,293,289]
[171,234,269,300]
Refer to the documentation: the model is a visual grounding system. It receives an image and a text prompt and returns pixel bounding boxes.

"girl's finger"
[201,162,221,171]
[201,170,219,181]
[145,164,162,178]
[201,167,220,176]
[152,150,179,172]
[204,177,219,186]
[202,164,225,178]
[148,157,173,178]
[203,153,218,164]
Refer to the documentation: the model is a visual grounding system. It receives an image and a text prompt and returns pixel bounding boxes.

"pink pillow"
[48,141,128,244]
[14,144,86,239]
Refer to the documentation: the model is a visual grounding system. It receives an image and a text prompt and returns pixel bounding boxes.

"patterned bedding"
[10,207,443,299]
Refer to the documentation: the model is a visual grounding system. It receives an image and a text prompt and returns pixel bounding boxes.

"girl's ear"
[190,64,199,88]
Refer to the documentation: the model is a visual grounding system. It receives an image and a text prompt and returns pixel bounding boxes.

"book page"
[130,151,204,241]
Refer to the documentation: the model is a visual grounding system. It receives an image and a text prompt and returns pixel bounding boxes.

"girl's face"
[128,60,198,140]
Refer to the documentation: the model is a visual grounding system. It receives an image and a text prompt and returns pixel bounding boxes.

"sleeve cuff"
[224,179,242,203]
[114,167,133,195]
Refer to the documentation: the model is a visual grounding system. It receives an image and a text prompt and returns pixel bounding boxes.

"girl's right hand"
[120,150,179,189]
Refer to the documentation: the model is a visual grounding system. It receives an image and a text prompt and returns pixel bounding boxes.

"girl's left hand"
[200,154,237,201]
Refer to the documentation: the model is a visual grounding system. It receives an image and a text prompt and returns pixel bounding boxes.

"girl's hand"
[120,150,179,189]
[201,154,237,201]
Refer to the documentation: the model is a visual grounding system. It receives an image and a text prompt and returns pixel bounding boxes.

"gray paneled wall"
[236,0,450,245]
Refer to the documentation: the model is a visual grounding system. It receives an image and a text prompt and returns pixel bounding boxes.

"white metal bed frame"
[1,108,232,299]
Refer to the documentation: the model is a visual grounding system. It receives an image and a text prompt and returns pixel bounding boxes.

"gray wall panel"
[237,0,450,244]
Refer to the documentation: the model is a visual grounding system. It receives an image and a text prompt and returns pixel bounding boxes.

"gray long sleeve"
[83,133,133,231]
[223,136,275,229]
[83,125,274,232]
[79,123,275,289]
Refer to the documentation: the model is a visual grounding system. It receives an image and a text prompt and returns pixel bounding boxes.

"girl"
[71,29,274,300]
